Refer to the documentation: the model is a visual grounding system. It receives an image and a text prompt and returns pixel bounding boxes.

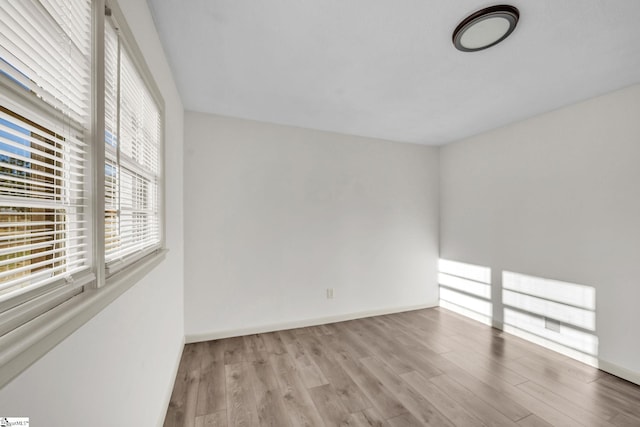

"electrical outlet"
[326,288,334,299]
[544,317,561,333]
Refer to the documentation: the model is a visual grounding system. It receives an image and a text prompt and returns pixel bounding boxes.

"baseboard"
[497,320,640,385]
[598,359,640,386]
[185,302,437,344]
[157,335,186,427]
[441,307,640,387]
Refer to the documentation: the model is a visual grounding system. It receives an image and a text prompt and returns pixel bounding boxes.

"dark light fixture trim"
[453,5,519,52]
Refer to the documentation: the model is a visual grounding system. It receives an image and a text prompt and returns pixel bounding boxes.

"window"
[0,0,164,384]
[0,0,93,333]
[104,17,162,273]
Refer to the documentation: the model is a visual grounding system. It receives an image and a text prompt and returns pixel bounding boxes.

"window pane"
[105,21,161,265]
[0,0,91,305]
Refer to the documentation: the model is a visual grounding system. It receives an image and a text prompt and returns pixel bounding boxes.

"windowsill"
[0,248,168,389]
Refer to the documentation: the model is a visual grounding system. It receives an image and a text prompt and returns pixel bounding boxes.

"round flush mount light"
[453,5,519,52]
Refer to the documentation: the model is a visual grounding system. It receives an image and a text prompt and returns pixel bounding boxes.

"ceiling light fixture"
[453,5,519,52]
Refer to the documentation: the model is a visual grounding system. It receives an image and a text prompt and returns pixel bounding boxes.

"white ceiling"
[147,0,640,145]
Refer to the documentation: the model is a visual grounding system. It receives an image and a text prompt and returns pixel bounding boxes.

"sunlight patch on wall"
[439,259,492,325]
[502,271,598,367]
[439,259,491,284]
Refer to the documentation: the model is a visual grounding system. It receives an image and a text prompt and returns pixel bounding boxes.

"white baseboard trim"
[441,307,640,387]
[157,335,186,427]
[185,302,437,344]
[598,359,640,386]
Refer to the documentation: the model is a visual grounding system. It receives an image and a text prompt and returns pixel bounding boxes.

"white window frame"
[0,0,167,388]
[103,7,165,276]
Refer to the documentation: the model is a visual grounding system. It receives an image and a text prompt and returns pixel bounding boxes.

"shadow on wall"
[438,259,492,326]
[502,271,598,366]
[438,259,599,367]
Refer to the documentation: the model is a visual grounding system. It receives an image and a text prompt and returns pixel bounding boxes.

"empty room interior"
[1,0,640,426]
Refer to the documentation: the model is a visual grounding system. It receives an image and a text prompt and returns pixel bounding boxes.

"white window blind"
[0,0,92,324]
[105,20,161,269]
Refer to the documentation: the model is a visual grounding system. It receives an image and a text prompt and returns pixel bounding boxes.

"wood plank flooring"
[164,308,640,426]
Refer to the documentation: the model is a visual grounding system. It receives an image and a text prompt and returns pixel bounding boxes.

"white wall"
[440,84,640,380]
[0,0,185,425]
[184,113,439,340]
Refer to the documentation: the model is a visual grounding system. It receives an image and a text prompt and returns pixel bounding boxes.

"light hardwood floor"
[164,308,640,426]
